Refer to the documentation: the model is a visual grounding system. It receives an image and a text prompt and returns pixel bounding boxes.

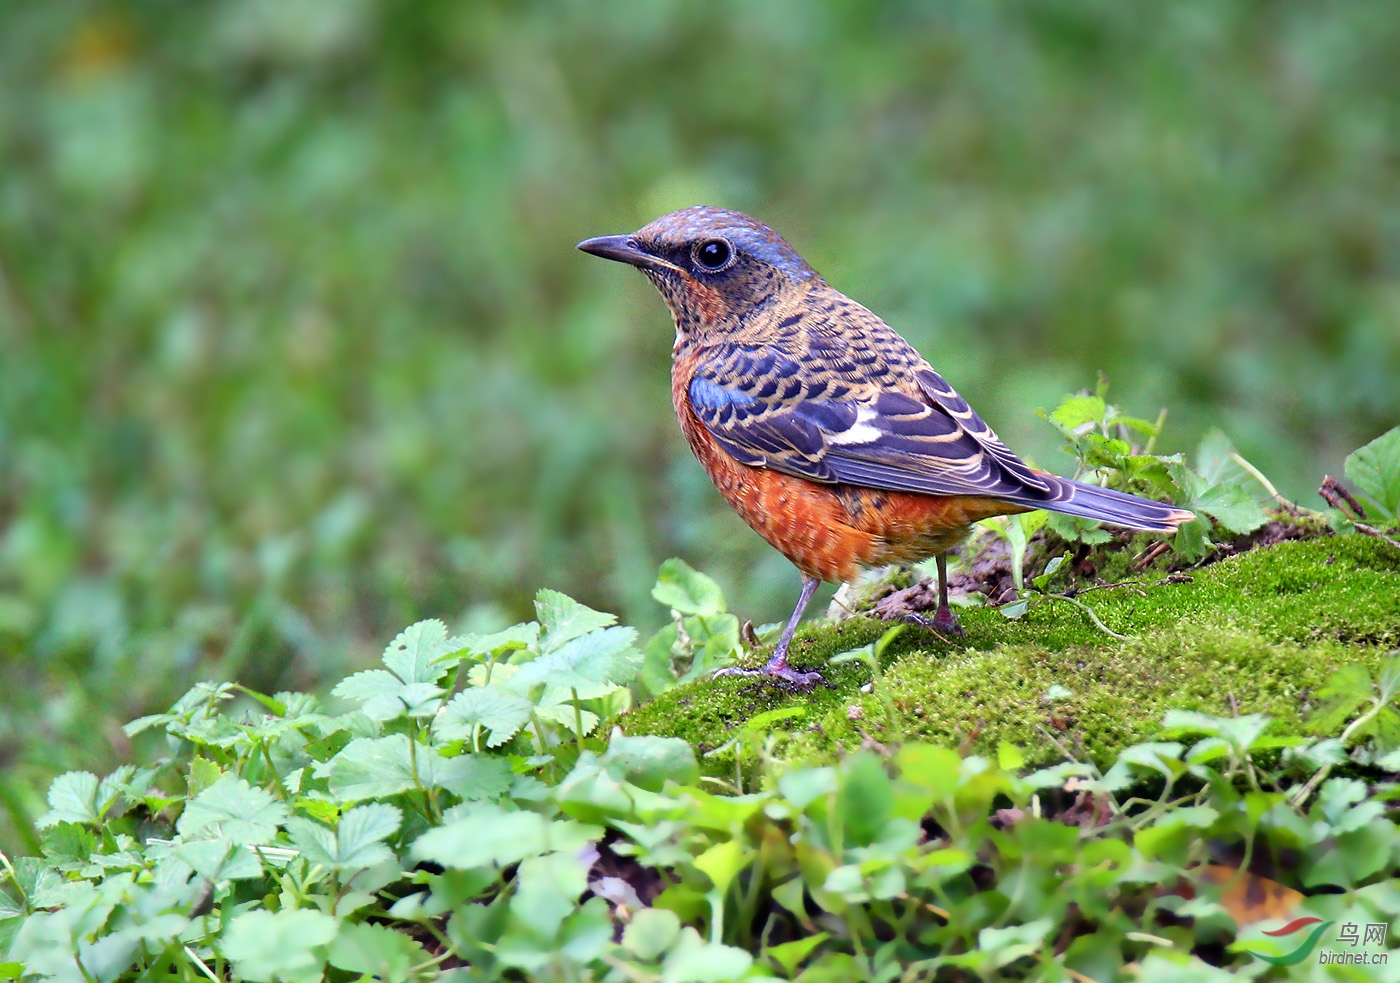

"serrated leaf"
[411,803,601,869]
[382,619,462,683]
[599,732,700,791]
[224,909,338,983]
[331,669,402,702]
[651,558,726,616]
[661,927,754,983]
[1195,428,1246,486]
[1193,482,1268,534]
[288,803,401,870]
[328,921,427,979]
[534,697,602,737]
[1345,426,1400,519]
[177,775,288,845]
[434,688,533,748]
[462,622,539,658]
[35,772,101,827]
[332,670,443,721]
[535,589,616,650]
[508,626,641,696]
[1045,511,1112,545]
[433,754,514,801]
[317,734,435,802]
[1051,394,1106,430]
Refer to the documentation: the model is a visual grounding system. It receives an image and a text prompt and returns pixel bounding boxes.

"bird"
[578,207,1194,689]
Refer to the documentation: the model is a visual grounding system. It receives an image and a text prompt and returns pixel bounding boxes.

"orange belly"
[674,393,1026,583]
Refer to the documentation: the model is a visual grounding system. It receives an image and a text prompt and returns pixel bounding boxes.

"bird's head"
[577,206,820,341]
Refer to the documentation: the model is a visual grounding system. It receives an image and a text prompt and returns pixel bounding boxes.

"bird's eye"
[693,239,733,272]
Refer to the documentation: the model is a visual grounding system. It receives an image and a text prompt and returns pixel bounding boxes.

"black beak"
[576,234,680,273]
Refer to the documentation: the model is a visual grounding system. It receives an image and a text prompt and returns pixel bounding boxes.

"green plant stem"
[1048,593,1129,641]
[571,687,585,752]
[1292,693,1389,806]
[1143,407,1168,456]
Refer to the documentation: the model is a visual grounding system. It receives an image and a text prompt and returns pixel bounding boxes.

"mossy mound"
[616,535,1400,775]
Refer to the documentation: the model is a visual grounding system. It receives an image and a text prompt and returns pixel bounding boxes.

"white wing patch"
[826,404,883,446]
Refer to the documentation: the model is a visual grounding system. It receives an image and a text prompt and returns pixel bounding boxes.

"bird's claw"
[712,664,829,691]
[903,610,965,637]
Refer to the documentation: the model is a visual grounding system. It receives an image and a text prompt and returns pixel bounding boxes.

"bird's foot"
[903,607,965,637]
[712,662,828,691]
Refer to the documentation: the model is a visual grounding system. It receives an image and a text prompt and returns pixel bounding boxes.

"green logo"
[1239,917,1335,966]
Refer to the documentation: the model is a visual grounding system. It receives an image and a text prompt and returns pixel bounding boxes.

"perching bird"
[578,207,1194,688]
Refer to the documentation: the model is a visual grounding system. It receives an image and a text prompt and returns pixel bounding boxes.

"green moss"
[616,536,1400,775]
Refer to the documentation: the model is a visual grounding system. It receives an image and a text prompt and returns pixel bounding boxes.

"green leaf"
[333,670,443,721]
[661,927,754,983]
[318,734,448,801]
[287,803,401,870]
[1345,425,1400,519]
[622,907,680,961]
[35,772,101,827]
[434,687,533,748]
[1192,482,1268,534]
[1051,394,1107,430]
[1045,511,1112,545]
[651,558,727,616]
[694,839,751,896]
[599,731,700,791]
[177,775,288,845]
[508,625,641,697]
[382,619,463,683]
[327,921,427,979]
[223,909,338,983]
[765,932,829,975]
[536,589,616,650]
[463,622,540,658]
[411,803,601,869]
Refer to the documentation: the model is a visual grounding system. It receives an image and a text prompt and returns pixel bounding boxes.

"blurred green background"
[1,0,1397,851]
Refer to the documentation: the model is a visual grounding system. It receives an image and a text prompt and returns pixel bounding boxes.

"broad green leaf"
[694,839,750,895]
[177,775,288,845]
[327,921,427,979]
[467,622,540,657]
[1051,394,1106,430]
[651,558,726,616]
[1192,482,1268,534]
[223,909,338,983]
[622,907,680,961]
[661,927,754,983]
[1345,425,1400,519]
[434,687,533,748]
[599,731,700,791]
[777,765,837,810]
[1195,427,1247,486]
[411,803,601,869]
[382,619,463,683]
[765,932,829,975]
[287,803,401,870]
[333,671,443,721]
[508,625,641,696]
[35,772,101,827]
[434,754,514,801]
[318,734,437,801]
[535,589,616,650]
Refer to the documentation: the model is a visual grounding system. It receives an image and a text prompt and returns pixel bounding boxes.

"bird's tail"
[1017,475,1195,533]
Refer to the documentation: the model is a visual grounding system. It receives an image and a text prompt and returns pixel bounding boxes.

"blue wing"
[687,343,1051,501]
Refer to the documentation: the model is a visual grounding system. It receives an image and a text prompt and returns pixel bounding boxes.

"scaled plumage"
[580,206,1193,687]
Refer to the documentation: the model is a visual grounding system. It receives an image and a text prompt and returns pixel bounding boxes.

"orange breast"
[671,353,1026,583]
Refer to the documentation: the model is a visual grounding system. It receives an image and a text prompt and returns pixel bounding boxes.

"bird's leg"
[931,554,964,635]
[713,576,826,690]
[903,554,965,637]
